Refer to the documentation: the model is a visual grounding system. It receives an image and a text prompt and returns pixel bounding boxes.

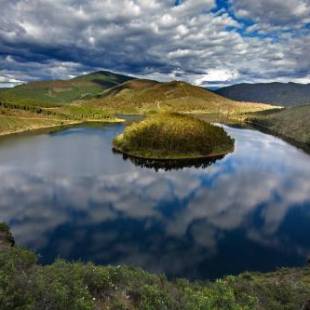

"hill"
[248,105,310,151]
[90,79,275,115]
[216,82,310,106]
[0,71,133,108]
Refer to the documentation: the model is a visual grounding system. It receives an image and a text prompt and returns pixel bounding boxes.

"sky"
[0,0,310,88]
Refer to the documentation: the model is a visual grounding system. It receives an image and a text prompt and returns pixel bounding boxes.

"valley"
[0,71,278,138]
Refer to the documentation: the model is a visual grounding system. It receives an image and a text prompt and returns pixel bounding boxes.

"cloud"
[0,75,24,87]
[193,68,240,85]
[0,0,309,87]
[232,0,310,28]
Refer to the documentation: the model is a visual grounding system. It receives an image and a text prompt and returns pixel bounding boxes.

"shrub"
[0,245,309,310]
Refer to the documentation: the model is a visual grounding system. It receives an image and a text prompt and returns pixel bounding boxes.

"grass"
[113,112,234,159]
[247,105,310,151]
[45,105,114,121]
[0,113,69,136]
[0,104,122,137]
[0,243,310,309]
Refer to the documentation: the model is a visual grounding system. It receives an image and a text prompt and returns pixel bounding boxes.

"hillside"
[1,224,310,310]
[90,79,275,115]
[0,71,133,108]
[216,82,310,106]
[248,105,310,151]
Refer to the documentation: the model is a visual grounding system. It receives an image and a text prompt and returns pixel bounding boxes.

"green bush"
[0,245,309,310]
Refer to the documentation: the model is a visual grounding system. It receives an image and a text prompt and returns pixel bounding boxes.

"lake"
[0,120,309,280]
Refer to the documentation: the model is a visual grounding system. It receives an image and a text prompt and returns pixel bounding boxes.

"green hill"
[248,105,310,150]
[90,79,275,115]
[0,71,133,108]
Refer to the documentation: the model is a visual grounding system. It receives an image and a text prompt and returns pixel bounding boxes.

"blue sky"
[0,0,309,88]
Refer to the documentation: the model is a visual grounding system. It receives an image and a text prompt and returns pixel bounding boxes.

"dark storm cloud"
[0,0,309,87]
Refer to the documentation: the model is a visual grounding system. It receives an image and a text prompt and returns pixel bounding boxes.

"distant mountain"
[216,83,310,106]
[0,71,133,107]
[92,79,274,114]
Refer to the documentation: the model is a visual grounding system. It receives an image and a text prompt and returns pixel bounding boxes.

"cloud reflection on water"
[0,125,309,279]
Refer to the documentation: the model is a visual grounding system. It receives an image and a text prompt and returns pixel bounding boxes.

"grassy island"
[113,113,234,160]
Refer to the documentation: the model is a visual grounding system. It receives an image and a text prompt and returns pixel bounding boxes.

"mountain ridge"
[215,82,310,106]
[0,71,134,107]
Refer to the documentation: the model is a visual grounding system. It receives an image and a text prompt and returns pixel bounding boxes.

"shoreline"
[1,112,308,156]
[0,117,125,139]
[112,145,234,161]
[246,120,310,154]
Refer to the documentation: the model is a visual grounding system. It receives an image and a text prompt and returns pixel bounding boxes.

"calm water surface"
[0,121,310,280]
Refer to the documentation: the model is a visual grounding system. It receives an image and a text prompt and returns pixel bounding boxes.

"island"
[113,112,234,160]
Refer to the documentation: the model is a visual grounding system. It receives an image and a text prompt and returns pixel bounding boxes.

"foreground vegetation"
[113,113,234,159]
[247,105,310,152]
[1,224,310,310]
